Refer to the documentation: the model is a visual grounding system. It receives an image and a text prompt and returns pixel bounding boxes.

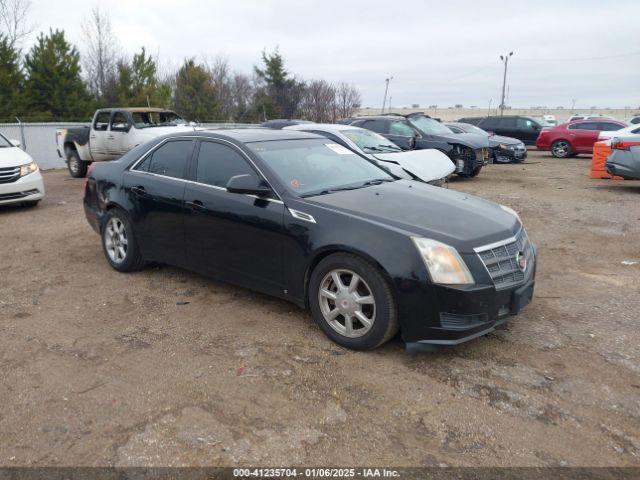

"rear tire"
[308,253,398,350]
[67,149,88,178]
[101,209,145,272]
[551,140,572,158]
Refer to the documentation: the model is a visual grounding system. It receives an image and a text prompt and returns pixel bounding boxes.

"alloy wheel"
[318,269,376,338]
[552,141,570,157]
[104,217,128,264]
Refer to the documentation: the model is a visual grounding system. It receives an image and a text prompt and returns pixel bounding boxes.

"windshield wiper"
[301,179,394,198]
[361,178,395,186]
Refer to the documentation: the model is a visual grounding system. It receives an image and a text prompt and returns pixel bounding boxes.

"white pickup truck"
[56,107,195,177]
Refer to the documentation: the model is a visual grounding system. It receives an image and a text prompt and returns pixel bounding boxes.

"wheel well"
[303,248,397,309]
[64,142,77,155]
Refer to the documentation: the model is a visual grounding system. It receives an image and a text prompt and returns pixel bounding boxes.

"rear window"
[569,122,599,130]
[598,122,624,132]
[134,140,193,179]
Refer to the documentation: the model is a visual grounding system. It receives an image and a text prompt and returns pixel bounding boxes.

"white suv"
[0,133,45,207]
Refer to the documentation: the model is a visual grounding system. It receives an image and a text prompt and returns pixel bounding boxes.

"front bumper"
[493,146,527,163]
[402,244,537,348]
[0,171,45,205]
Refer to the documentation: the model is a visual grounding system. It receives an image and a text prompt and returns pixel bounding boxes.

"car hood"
[488,135,522,147]
[303,180,520,252]
[0,146,34,168]
[371,149,455,182]
[439,132,489,149]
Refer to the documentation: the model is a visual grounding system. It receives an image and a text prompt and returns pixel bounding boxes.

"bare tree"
[300,79,336,122]
[0,0,32,47]
[230,72,256,121]
[208,56,234,120]
[336,82,361,119]
[81,7,119,101]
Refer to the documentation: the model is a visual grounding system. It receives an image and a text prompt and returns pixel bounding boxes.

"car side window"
[569,122,598,130]
[480,117,498,129]
[389,121,415,136]
[361,120,389,134]
[517,118,535,129]
[196,141,257,188]
[598,122,623,132]
[110,112,129,132]
[94,112,110,131]
[135,140,193,179]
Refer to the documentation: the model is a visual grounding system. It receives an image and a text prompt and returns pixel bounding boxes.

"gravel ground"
[0,151,639,467]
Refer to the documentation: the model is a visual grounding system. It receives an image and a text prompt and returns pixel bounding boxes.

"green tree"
[173,58,220,121]
[0,33,23,120]
[117,47,170,107]
[23,29,92,120]
[253,48,303,119]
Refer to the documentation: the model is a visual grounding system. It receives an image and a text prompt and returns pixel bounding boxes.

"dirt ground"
[1,151,639,468]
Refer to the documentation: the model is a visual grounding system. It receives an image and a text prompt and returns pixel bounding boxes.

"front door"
[123,138,195,265]
[183,140,285,296]
[90,111,111,161]
[108,111,131,159]
[516,118,542,144]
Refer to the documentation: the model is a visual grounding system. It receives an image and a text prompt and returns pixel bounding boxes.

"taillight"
[611,138,640,151]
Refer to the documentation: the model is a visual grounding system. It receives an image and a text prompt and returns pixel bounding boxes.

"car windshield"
[453,124,489,137]
[407,115,454,135]
[131,111,187,128]
[341,129,402,153]
[0,133,12,148]
[249,139,395,197]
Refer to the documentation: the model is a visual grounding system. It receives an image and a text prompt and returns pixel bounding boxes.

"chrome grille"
[475,229,533,290]
[0,166,21,184]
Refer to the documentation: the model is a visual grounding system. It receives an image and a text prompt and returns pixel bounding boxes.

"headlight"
[499,143,515,150]
[20,162,38,177]
[499,204,521,223]
[411,237,474,285]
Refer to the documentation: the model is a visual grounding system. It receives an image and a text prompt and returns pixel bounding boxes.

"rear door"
[90,111,111,161]
[123,138,195,265]
[568,122,600,152]
[183,140,285,296]
[516,118,542,144]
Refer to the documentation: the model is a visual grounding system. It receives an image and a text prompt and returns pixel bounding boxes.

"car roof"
[98,107,175,113]
[198,128,322,143]
[285,123,365,133]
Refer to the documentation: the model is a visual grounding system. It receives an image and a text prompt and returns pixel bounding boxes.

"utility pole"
[499,52,513,116]
[488,98,492,116]
[571,98,576,113]
[381,76,393,113]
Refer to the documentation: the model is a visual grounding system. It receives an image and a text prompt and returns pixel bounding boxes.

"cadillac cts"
[84,129,536,350]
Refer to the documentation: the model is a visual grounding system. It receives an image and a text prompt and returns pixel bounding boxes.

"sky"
[23,0,640,109]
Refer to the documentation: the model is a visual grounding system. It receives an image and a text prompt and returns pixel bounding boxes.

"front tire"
[101,209,145,272]
[67,149,88,178]
[551,140,572,158]
[309,253,398,350]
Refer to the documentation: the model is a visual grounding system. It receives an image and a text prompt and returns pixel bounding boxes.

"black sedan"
[84,129,536,350]
[446,122,527,163]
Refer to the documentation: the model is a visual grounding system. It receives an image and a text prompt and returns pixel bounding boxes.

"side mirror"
[9,139,21,147]
[226,174,271,197]
[408,136,417,149]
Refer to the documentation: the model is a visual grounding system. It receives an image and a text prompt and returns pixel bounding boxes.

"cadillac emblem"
[517,252,527,272]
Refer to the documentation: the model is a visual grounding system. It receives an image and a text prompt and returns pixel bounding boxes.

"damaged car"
[284,123,455,185]
[339,113,489,177]
[446,122,527,163]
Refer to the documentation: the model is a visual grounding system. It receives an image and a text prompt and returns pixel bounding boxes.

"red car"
[536,119,627,158]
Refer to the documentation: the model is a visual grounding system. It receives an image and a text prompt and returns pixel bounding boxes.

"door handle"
[569,134,576,137]
[130,186,147,196]
[186,200,205,212]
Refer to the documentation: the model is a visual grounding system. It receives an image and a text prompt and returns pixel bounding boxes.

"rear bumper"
[0,171,45,205]
[605,151,640,180]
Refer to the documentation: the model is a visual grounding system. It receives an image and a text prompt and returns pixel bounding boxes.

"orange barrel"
[590,141,623,179]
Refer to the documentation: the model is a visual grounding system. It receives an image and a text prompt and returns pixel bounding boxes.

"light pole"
[488,98,492,116]
[381,76,393,113]
[499,52,513,116]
